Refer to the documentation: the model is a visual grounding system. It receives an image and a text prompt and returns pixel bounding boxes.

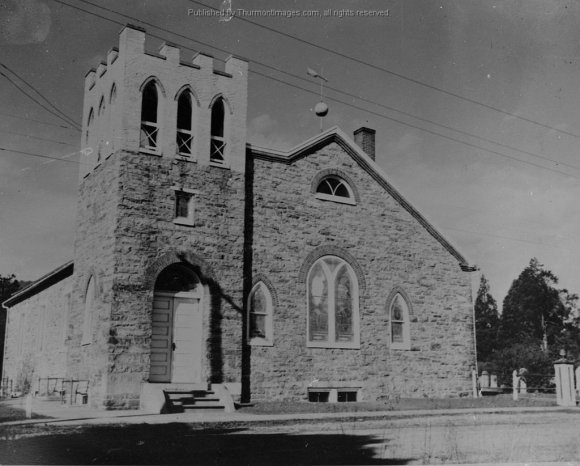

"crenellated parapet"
[79,23,249,180]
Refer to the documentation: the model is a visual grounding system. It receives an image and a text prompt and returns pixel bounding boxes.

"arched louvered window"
[210,97,226,164]
[140,80,160,151]
[176,91,194,156]
[307,256,360,348]
[248,281,274,346]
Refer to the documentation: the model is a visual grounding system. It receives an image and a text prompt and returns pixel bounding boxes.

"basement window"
[308,390,330,403]
[337,390,358,402]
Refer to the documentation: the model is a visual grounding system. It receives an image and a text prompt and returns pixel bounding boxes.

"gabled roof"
[2,261,74,308]
[247,126,476,272]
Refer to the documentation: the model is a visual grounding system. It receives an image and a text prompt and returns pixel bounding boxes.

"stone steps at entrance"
[140,382,235,413]
[163,389,226,413]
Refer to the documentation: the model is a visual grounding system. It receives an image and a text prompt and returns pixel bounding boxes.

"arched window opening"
[81,276,95,345]
[154,263,199,293]
[140,80,160,151]
[85,108,94,146]
[176,91,193,156]
[307,256,359,348]
[109,84,117,105]
[210,97,225,164]
[315,176,355,204]
[248,281,274,345]
[389,292,411,350]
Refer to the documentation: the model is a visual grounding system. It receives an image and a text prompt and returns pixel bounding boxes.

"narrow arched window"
[315,176,355,204]
[108,84,117,153]
[81,276,95,345]
[97,97,105,162]
[176,91,193,156]
[307,256,359,348]
[389,292,411,350]
[140,81,159,151]
[248,281,274,346]
[85,108,94,147]
[210,97,225,164]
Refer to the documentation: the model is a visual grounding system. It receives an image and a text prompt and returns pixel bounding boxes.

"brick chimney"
[353,127,376,161]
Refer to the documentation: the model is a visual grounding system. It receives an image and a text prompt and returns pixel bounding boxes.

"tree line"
[475,258,579,385]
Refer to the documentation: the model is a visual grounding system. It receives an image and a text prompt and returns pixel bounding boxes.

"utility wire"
[54,0,580,178]
[189,0,580,141]
[0,71,81,132]
[0,129,75,146]
[0,63,81,130]
[0,111,72,129]
[0,146,84,165]
[253,70,580,180]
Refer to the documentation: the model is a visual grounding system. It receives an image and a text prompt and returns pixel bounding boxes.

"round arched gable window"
[315,176,356,205]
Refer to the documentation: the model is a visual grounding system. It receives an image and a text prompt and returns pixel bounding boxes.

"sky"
[1,0,580,310]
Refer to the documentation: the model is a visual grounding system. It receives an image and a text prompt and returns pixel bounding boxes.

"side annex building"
[2,25,477,410]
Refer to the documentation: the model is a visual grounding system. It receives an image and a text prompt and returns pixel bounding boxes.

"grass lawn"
[237,393,557,415]
[0,403,49,423]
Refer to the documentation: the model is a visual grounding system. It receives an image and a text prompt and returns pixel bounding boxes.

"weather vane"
[307,67,328,132]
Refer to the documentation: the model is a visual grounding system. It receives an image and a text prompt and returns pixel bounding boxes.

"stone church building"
[2,25,477,410]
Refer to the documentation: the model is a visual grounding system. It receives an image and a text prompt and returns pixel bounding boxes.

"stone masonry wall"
[249,142,476,401]
[68,154,121,408]
[104,150,245,408]
[2,276,71,392]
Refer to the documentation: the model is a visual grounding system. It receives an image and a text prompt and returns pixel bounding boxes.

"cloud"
[0,0,51,45]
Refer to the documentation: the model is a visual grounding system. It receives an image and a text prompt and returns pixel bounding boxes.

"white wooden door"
[150,295,202,383]
[171,297,202,383]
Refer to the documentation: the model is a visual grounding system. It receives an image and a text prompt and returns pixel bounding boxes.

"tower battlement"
[79,24,248,179]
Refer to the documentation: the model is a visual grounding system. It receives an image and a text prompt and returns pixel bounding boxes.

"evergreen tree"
[499,258,568,352]
[474,274,499,362]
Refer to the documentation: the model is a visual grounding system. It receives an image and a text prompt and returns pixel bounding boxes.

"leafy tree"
[474,274,500,363]
[499,258,568,352]
[0,274,24,376]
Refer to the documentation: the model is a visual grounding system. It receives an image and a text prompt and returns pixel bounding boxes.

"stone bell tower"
[69,24,249,409]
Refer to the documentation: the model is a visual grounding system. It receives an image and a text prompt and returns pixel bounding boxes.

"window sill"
[249,339,274,347]
[139,148,162,156]
[81,341,91,347]
[173,218,194,227]
[175,154,197,162]
[391,342,411,350]
[209,161,230,170]
[315,193,356,205]
[307,341,360,350]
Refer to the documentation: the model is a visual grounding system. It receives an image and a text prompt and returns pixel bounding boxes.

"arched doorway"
[150,264,203,383]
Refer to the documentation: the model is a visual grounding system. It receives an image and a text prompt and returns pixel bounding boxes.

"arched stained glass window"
[307,256,359,348]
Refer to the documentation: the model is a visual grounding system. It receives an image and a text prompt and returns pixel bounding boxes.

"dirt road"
[0,409,579,464]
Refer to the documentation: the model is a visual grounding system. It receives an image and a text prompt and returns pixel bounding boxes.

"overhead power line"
[0,111,72,129]
[0,146,83,165]
[53,0,580,178]
[189,0,580,141]
[0,63,81,131]
[0,128,75,146]
[0,71,81,132]
[253,70,580,179]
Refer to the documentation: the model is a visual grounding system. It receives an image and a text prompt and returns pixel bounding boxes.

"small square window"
[173,191,194,226]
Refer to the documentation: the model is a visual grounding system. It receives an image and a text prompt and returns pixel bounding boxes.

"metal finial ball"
[314,101,329,117]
